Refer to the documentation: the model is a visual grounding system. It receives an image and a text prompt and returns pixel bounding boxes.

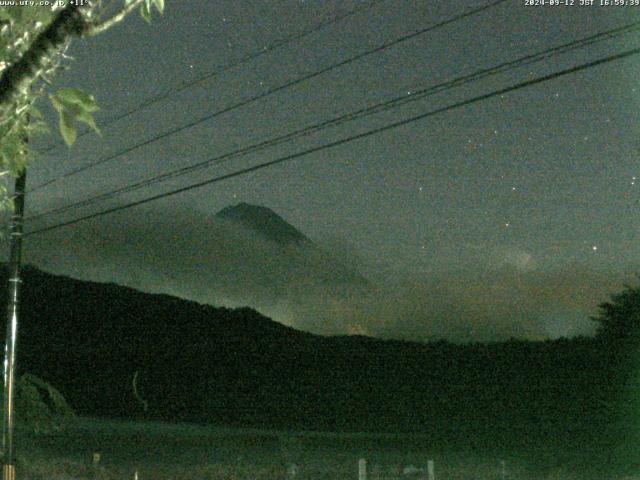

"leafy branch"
[0,0,165,182]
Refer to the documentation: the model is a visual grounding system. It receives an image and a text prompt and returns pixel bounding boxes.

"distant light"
[592,245,598,251]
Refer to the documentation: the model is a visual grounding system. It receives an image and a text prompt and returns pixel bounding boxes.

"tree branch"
[0,0,145,120]
[0,5,88,115]
[83,0,145,37]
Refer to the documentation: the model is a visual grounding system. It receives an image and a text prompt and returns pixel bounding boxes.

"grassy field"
[8,417,624,480]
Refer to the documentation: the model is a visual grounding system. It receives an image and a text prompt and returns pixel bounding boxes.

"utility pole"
[2,170,26,480]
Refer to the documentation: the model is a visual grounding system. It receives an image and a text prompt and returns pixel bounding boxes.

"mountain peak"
[215,203,310,246]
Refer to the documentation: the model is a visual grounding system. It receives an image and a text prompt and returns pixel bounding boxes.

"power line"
[25,19,640,222]
[29,0,509,194]
[35,0,385,154]
[24,46,640,237]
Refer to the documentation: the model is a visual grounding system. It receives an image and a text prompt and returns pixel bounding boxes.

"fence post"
[500,460,506,480]
[427,460,435,480]
[358,458,367,480]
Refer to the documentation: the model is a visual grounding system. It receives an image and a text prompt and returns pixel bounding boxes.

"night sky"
[15,0,640,342]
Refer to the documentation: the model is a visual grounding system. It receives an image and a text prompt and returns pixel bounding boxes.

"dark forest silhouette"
[2,266,639,474]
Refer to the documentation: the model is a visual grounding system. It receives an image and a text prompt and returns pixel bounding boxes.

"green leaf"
[59,110,77,146]
[49,89,100,146]
[50,95,75,145]
[75,109,101,136]
[152,0,164,14]
[0,184,14,213]
[0,135,27,176]
[28,120,50,136]
[140,1,152,23]
[0,11,12,24]
[54,88,99,113]
[28,106,43,120]
[49,94,63,113]
[0,7,23,24]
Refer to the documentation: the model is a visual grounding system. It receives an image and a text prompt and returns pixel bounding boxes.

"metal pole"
[2,170,26,480]
[358,458,367,480]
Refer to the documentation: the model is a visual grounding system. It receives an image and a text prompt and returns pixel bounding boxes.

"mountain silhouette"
[216,203,310,246]
[0,266,614,440]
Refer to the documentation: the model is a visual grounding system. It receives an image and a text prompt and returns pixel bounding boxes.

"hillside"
[0,266,630,467]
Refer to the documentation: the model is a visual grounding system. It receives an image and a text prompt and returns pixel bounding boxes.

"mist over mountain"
[20,202,629,341]
[23,203,375,334]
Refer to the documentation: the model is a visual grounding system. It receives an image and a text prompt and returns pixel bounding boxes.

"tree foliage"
[0,0,163,207]
[592,281,640,342]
